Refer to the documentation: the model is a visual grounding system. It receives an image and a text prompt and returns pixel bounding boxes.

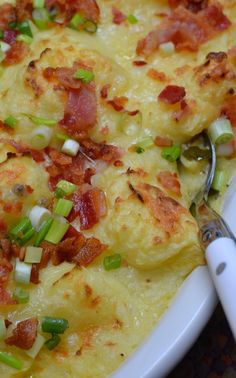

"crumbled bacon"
[72,237,106,266]
[3,41,29,66]
[0,287,17,305]
[168,0,208,13]
[158,85,186,104]
[16,0,33,21]
[135,183,186,233]
[0,3,16,30]
[221,96,236,127]
[154,136,173,147]
[81,139,123,163]
[112,7,126,25]
[100,84,111,99]
[147,68,167,82]
[157,171,181,196]
[137,3,230,56]
[133,60,147,66]
[68,186,107,230]
[5,317,38,350]
[107,96,128,112]
[0,258,13,285]
[30,264,40,284]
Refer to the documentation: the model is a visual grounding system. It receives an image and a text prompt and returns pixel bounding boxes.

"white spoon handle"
[206,237,236,340]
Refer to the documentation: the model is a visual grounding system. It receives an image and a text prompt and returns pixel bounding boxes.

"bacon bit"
[84,167,96,184]
[16,0,33,21]
[5,319,12,328]
[112,7,126,25]
[56,234,86,263]
[114,160,124,167]
[3,41,29,66]
[4,30,17,45]
[72,237,106,266]
[168,0,208,13]
[3,201,23,214]
[137,3,230,56]
[221,96,236,127]
[1,239,11,260]
[81,139,123,163]
[76,348,82,356]
[0,287,17,305]
[0,3,16,30]
[157,171,181,196]
[84,284,93,297]
[147,68,167,82]
[133,60,148,66]
[158,85,186,104]
[25,185,34,194]
[5,318,38,350]
[135,183,186,233]
[100,84,111,99]
[48,148,73,166]
[0,258,13,285]
[69,186,107,230]
[107,96,128,112]
[30,264,40,284]
[155,136,173,147]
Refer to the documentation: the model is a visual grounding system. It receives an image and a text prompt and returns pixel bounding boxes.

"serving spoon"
[188,132,236,340]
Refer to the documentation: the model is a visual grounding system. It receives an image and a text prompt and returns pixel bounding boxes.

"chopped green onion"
[25,246,43,263]
[127,14,138,24]
[159,42,175,56]
[18,20,33,37]
[61,139,80,156]
[32,8,50,30]
[26,334,46,358]
[103,254,122,271]
[4,115,18,128]
[74,69,94,84]
[70,12,85,29]
[10,217,32,238]
[18,227,35,246]
[0,41,11,52]
[45,218,69,244]
[33,0,45,8]
[34,217,53,247]
[30,126,53,149]
[45,333,61,350]
[136,137,154,150]
[56,180,77,195]
[22,113,57,126]
[0,30,4,39]
[54,198,73,217]
[211,170,227,192]
[14,259,32,285]
[8,21,17,29]
[29,205,51,231]
[56,133,70,141]
[136,146,145,154]
[84,19,97,33]
[13,288,29,304]
[161,145,181,162]
[55,187,66,199]
[16,34,33,44]
[0,351,23,370]
[0,317,6,339]
[208,118,234,145]
[41,316,69,334]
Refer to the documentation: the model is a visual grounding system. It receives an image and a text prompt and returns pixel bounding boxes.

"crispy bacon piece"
[0,258,13,285]
[0,287,17,305]
[157,171,181,196]
[168,0,208,13]
[72,237,106,266]
[5,318,38,350]
[16,0,33,21]
[147,68,167,82]
[81,139,123,163]
[107,96,128,112]
[68,186,107,230]
[137,3,230,56]
[100,84,111,99]
[133,60,147,67]
[135,183,186,233]
[158,85,186,104]
[0,3,16,30]
[154,136,173,147]
[30,264,40,284]
[3,41,29,66]
[112,7,126,25]
[45,0,100,23]
[221,96,236,127]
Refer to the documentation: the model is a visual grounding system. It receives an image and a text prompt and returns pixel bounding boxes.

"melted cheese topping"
[0,0,235,377]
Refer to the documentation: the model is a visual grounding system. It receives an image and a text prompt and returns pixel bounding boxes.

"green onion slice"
[41,316,69,334]
[70,12,85,29]
[25,246,43,263]
[18,227,35,246]
[8,21,17,29]
[136,146,145,154]
[54,198,73,217]
[14,259,32,285]
[56,180,77,195]
[103,254,122,271]
[45,333,61,350]
[4,115,18,128]
[55,187,66,199]
[45,218,69,244]
[84,19,97,33]
[0,351,23,370]
[33,0,45,8]
[26,334,46,358]
[30,126,53,149]
[208,118,234,145]
[136,137,154,150]
[16,34,33,44]
[10,217,32,238]
[161,145,181,162]
[74,69,94,84]
[127,14,138,24]
[34,217,53,247]
[18,20,33,37]
[32,8,50,30]
[13,288,30,304]
[0,317,6,339]
[22,113,57,126]
[211,170,227,192]
[0,30,4,39]
[56,133,70,141]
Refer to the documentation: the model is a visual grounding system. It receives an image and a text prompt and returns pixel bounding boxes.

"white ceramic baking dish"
[112,176,236,378]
